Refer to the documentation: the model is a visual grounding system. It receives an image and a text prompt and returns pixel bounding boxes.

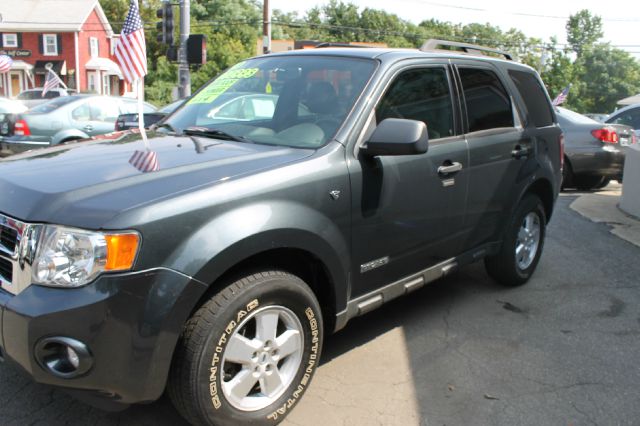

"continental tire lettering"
[208,299,261,410]
[267,306,320,421]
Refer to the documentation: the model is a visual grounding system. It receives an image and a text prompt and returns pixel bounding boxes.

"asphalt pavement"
[0,187,639,426]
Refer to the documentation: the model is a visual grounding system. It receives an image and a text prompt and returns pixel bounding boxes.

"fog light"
[34,337,93,379]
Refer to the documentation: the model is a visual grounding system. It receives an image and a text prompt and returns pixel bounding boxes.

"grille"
[0,257,12,283]
[0,224,18,253]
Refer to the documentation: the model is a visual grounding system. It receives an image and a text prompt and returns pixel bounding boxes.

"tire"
[168,271,323,426]
[593,177,611,190]
[561,158,573,190]
[485,195,546,286]
[574,175,606,191]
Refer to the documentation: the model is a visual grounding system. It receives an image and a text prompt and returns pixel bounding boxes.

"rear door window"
[508,70,554,127]
[458,67,514,132]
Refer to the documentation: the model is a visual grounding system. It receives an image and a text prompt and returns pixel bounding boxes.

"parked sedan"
[0,95,156,154]
[17,87,70,108]
[114,98,185,131]
[557,107,636,190]
[606,103,640,139]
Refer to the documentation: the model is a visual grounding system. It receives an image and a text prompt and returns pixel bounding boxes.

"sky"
[270,0,640,57]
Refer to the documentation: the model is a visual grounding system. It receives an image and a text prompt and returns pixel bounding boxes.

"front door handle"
[84,125,93,132]
[438,161,463,175]
[512,145,530,159]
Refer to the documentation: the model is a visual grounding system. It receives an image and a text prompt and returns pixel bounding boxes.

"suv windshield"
[164,55,377,148]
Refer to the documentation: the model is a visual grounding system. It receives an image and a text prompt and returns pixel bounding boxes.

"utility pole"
[262,0,271,54]
[178,0,191,98]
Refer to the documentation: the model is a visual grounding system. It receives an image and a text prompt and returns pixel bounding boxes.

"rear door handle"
[511,145,530,159]
[84,125,93,132]
[438,161,463,175]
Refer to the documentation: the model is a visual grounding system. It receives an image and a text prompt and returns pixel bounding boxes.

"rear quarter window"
[508,70,554,128]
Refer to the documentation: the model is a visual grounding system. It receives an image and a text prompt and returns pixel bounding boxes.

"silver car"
[606,103,640,139]
[0,95,156,154]
[557,107,636,190]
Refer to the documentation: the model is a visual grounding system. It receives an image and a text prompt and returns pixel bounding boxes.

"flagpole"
[136,78,149,149]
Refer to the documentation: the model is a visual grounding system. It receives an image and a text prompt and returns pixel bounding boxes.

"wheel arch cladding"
[164,201,349,333]
[525,178,554,221]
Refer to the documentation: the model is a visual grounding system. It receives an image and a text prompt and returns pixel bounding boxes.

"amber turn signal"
[105,233,140,271]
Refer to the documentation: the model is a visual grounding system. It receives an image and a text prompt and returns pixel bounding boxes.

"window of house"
[88,72,97,93]
[90,37,99,58]
[43,34,58,55]
[376,67,455,140]
[102,74,110,95]
[458,67,514,132]
[2,34,18,48]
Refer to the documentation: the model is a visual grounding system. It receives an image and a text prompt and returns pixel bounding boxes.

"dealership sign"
[0,49,32,58]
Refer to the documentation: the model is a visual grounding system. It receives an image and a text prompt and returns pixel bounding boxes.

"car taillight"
[559,133,565,169]
[14,119,31,136]
[591,127,618,144]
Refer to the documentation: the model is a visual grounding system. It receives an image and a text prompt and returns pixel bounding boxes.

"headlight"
[32,225,140,288]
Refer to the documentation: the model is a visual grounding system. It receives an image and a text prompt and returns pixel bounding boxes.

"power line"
[400,0,640,22]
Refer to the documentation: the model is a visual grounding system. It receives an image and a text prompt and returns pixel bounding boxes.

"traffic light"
[156,2,174,46]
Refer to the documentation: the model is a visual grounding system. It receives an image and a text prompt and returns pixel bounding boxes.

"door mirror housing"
[361,118,429,157]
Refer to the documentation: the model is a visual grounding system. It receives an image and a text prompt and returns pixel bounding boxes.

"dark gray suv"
[0,44,562,425]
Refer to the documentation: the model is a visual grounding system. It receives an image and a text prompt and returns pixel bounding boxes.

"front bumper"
[0,268,207,406]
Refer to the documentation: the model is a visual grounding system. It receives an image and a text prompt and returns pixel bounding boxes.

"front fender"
[164,201,350,315]
[51,129,89,145]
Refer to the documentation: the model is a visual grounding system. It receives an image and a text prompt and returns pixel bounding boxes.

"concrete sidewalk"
[567,182,640,247]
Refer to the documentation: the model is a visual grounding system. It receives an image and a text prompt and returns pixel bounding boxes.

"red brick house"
[0,0,131,98]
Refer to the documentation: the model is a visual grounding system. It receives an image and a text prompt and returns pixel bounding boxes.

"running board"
[345,258,458,321]
[332,242,501,332]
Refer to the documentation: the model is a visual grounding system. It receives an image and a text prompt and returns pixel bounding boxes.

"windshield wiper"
[183,126,253,143]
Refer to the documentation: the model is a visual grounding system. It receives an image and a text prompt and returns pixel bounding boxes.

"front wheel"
[168,271,323,426]
[485,195,546,286]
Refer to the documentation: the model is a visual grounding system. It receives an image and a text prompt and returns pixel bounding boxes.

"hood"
[0,131,314,227]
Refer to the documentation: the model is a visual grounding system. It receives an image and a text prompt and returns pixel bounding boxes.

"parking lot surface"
[1,191,638,426]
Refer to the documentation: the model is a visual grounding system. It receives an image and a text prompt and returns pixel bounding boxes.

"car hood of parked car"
[0,131,315,228]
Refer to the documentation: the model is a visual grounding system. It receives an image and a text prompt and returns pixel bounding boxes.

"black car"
[0,42,562,425]
[556,107,636,190]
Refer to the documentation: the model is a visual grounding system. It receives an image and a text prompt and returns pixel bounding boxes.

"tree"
[566,10,603,57]
[572,44,640,112]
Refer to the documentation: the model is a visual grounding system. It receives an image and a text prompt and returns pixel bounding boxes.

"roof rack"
[420,39,513,61]
[314,42,370,49]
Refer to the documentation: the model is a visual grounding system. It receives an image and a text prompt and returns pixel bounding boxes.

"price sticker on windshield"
[188,67,259,105]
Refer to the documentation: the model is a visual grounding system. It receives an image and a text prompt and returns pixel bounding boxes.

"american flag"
[114,0,148,84]
[129,149,159,173]
[0,55,12,73]
[552,85,571,106]
[42,68,64,97]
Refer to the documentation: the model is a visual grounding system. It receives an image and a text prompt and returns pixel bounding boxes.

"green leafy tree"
[572,44,640,112]
[566,9,603,57]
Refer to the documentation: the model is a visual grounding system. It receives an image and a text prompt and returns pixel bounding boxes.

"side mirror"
[361,118,429,157]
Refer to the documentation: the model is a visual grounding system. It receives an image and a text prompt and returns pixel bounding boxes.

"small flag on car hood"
[129,149,159,173]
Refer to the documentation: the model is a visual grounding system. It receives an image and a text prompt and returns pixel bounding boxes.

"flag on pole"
[114,0,148,84]
[552,84,571,106]
[42,68,65,97]
[0,55,13,74]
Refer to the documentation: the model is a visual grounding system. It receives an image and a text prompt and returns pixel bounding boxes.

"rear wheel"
[485,195,546,286]
[561,158,573,190]
[574,175,606,191]
[168,271,323,426]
